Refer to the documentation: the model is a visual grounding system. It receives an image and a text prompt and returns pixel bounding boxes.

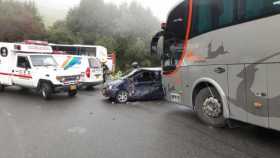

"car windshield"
[30,55,57,67]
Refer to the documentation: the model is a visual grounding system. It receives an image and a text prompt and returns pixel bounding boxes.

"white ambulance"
[0,41,81,99]
[52,54,103,89]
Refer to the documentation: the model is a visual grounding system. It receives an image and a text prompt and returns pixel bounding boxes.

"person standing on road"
[103,63,109,83]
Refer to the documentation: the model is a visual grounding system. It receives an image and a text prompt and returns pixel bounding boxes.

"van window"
[88,58,101,68]
[191,0,236,38]
[240,0,280,20]
[17,56,31,69]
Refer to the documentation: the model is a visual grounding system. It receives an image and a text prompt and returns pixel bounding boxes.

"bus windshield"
[30,55,57,67]
[163,1,188,71]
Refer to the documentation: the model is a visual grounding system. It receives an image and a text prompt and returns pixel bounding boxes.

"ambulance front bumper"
[53,81,78,93]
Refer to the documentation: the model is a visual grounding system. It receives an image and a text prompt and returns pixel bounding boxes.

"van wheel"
[0,85,5,92]
[68,90,77,97]
[194,87,226,128]
[116,90,129,103]
[40,82,52,100]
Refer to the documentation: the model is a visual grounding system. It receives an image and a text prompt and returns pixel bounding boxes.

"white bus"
[50,44,109,65]
[152,0,280,130]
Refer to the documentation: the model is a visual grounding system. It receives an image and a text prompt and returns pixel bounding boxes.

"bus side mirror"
[151,42,158,55]
[151,31,164,56]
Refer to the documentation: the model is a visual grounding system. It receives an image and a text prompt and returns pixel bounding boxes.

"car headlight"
[108,85,113,90]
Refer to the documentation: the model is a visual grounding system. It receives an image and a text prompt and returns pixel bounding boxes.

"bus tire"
[40,82,52,100]
[194,87,226,128]
[68,90,77,97]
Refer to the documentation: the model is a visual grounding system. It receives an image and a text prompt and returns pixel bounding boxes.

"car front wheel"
[116,90,129,103]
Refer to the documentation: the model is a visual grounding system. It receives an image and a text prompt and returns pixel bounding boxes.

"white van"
[52,54,103,89]
[0,41,81,99]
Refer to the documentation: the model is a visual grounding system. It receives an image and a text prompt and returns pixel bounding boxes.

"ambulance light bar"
[24,40,49,46]
[14,45,21,50]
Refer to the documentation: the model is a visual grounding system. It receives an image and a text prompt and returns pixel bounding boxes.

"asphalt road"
[1,87,280,158]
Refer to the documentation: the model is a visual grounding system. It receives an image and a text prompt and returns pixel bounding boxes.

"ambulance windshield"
[30,55,57,67]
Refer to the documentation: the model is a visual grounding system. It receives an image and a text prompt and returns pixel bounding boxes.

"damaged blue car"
[102,68,164,103]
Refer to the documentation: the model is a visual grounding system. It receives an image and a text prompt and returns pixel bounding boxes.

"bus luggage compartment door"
[245,64,268,128]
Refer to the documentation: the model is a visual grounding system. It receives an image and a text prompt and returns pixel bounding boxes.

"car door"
[13,55,33,87]
[131,71,153,100]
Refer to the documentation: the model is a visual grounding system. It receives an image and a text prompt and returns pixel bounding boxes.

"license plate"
[69,85,77,91]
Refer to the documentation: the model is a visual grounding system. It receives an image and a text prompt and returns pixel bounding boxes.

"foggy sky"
[104,0,183,21]
[21,0,183,22]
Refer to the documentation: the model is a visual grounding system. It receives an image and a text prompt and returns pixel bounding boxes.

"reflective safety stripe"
[0,72,32,79]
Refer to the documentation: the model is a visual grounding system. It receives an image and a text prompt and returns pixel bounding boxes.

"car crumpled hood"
[106,79,124,87]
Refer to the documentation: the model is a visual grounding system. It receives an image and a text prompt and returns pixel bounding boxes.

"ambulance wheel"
[194,87,226,128]
[68,90,77,97]
[40,82,52,100]
[0,85,5,92]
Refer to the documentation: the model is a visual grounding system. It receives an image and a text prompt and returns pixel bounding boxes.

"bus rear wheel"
[194,87,226,128]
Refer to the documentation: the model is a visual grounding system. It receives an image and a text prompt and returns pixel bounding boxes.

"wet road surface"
[0,87,280,158]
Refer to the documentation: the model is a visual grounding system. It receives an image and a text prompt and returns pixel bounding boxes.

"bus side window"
[240,0,280,21]
[191,0,236,38]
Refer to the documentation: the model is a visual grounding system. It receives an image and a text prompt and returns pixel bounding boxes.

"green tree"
[49,0,160,70]
[47,21,79,44]
[0,0,46,42]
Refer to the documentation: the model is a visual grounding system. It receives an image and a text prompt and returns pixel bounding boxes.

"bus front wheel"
[194,87,226,128]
